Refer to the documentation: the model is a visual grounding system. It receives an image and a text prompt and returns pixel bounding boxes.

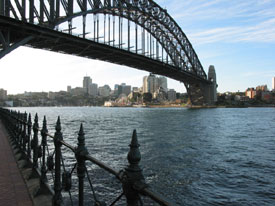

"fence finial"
[27,113,32,158]
[33,113,39,169]
[76,123,89,206]
[53,116,63,206]
[41,116,48,183]
[123,129,147,206]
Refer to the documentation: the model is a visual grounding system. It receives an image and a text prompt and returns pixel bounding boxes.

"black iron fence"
[0,108,173,206]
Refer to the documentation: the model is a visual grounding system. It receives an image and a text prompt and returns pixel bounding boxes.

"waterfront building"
[149,74,159,94]
[71,87,85,96]
[83,76,92,94]
[153,87,167,102]
[24,91,32,97]
[89,83,98,96]
[0,89,7,100]
[122,85,131,96]
[234,95,249,102]
[98,85,111,97]
[158,76,168,92]
[256,85,268,92]
[143,74,158,94]
[272,77,275,91]
[117,85,123,96]
[67,86,72,93]
[143,74,168,94]
[114,84,119,90]
[143,76,149,93]
[117,84,131,96]
[245,88,256,99]
[167,89,177,101]
[48,92,56,99]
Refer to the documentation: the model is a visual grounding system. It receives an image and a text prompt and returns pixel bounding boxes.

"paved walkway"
[0,120,33,206]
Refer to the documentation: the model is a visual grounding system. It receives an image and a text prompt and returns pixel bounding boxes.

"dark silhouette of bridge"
[0,0,217,105]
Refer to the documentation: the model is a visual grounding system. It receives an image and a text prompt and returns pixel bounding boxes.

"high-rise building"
[83,76,92,94]
[272,77,275,91]
[158,76,168,92]
[149,74,159,94]
[245,88,256,99]
[167,89,176,101]
[114,84,119,90]
[143,74,157,94]
[98,85,111,97]
[122,85,131,96]
[117,83,131,96]
[143,74,167,94]
[0,89,7,100]
[89,83,98,96]
[71,87,85,95]
[256,85,268,92]
[67,86,72,93]
[143,76,149,93]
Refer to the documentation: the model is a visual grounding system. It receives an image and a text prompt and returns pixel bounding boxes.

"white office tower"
[272,77,275,91]
[143,74,159,94]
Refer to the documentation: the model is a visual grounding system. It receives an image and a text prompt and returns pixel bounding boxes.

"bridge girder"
[54,0,207,79]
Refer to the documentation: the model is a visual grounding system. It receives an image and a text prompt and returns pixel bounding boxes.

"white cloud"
[242,70,275,78]
[187,18,275,45]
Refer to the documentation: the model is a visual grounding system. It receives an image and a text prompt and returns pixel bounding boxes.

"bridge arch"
[53,0,206,79]
[0,0,216,105]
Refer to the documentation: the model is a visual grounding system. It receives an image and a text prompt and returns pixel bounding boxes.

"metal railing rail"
[0,107,174,206]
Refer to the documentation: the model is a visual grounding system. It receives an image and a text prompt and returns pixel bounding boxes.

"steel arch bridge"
[0,0,217,105]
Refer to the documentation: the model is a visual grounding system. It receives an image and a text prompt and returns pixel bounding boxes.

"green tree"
[143,93,152,103]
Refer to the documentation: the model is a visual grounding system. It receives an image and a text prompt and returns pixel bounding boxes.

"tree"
[143,93,152,103]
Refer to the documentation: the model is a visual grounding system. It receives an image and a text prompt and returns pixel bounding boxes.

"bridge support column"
[186,65,217,106]
[0,0,4,15]
[206,65,218,104]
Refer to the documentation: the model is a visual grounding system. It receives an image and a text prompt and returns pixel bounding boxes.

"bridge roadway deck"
[0,120,33,206]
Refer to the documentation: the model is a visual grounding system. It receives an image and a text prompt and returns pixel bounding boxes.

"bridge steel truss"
[0,0,215,105]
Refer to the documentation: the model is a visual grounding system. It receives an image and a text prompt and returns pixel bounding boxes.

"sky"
[0,0,275,94]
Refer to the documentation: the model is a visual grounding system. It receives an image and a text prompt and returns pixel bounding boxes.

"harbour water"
[15,107,275,205]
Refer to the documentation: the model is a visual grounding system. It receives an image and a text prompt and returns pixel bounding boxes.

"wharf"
[0,120,33,206]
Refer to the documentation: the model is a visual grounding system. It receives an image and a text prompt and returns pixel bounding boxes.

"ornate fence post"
[27,113,32,159]
[41,116,48,183]
[122,130,147,206]
[20,112,25,148]
[33,113,39,169]
[18,111,22,147]
[75,124,89,206]
[22,112,27,152]
[12,110,17,139]
[9,110,16,140]
[53,117,63,206]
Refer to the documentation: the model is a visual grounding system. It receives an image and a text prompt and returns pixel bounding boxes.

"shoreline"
[4,105,275,109]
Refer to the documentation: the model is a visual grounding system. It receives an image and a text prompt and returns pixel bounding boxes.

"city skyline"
[0,0,275,94]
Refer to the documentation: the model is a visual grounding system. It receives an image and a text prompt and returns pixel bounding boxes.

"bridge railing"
[0,107,174,206]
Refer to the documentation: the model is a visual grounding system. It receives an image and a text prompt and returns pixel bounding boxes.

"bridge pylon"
[186,65,218,106]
